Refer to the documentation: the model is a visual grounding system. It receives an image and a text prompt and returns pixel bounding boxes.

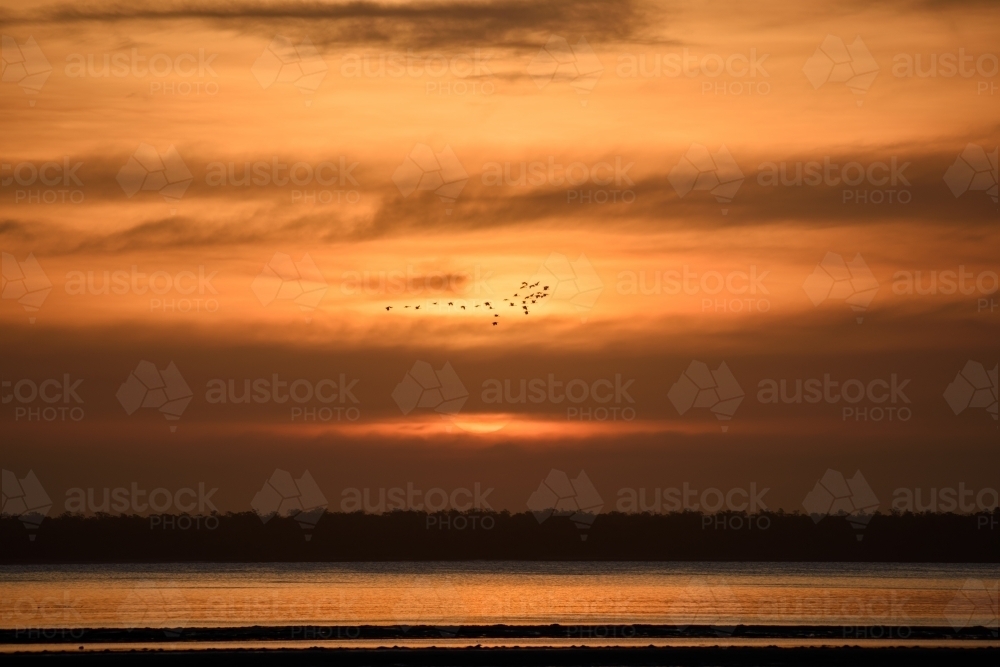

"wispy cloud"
[5,0,656,49]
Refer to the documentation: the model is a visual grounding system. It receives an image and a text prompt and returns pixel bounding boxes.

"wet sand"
[3,624,998,665]
[3,645,1000,666]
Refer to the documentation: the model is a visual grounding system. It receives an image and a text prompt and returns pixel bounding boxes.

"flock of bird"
[384,281,551,326]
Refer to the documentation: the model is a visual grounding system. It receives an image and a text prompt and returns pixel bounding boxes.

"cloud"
[8,0,653,49]
[4,138,998,259]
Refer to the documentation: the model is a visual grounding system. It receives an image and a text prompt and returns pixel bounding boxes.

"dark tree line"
[2,510,997,562]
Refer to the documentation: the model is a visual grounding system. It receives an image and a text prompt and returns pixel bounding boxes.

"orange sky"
[1,0,997,513]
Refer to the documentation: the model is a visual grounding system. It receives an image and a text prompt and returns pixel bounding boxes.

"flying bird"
[388,273,554,325]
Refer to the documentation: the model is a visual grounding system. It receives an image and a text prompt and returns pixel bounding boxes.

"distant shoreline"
[3,510,997,563]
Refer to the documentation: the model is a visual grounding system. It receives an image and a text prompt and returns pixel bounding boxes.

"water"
[1,562,996,630]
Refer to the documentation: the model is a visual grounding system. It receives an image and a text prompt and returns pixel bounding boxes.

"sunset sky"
[2,0,997,514]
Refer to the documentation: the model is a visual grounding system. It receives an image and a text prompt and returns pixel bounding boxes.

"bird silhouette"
[385,274,556,327]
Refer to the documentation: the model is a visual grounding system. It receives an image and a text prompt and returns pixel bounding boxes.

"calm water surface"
[1,562,996,629]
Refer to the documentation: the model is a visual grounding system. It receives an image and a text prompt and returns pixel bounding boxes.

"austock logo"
[251,469,328,540]
[1,469,52,539]
[756,156,912,205]
[481,373,636,422]
[3,374,86,423]
[802,469,879,541]
[204,373,361,423]
[340,482,495,514]
[615,48,770,99]
[390,581,465,636]
[1,36,52,103]
[64,482,220,517]
[252,36,328,101]
[531,252,603,320]
[64,48,218,78]
[945,580,999,634]
[665,577,744,635]
[392,361,469,416]
[668,360,745,432]
[617,265,771,315]
[2,157,85,204]
[1,252,51,323]
[891,484,997,514]
[943,144,998,203]
[802,35,879,105]
[204,157,360,205]
[392,144,468,213]
[668,144,744,214]
[526,469,603,540]
[892,50,999,82]
[63,265,221,315]
[116,361,193,431]
[252,252,328,321]
[802,252,879,323]
[338,49,494,97]
[117,582,189,636]
[117,144,193,202]
[757,373,912,423]
[480,155,636,205]
[617,482,770,516]
[527,35,603,105]
[943,361,998,421]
